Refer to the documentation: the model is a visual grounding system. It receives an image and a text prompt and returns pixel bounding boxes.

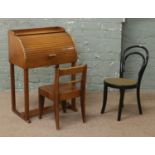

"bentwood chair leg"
[80,95,86,123]
[118,89,125,121]
[101,84,108,114]
[39,95,45,119]
[120,89,124,109]
[136,87,143,114]
[54,101,60,130]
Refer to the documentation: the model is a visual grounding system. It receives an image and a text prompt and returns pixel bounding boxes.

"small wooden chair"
[101,45,149,121]
[38,65,87,129]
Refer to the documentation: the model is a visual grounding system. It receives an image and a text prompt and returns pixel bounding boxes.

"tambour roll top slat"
[8,27,77,68]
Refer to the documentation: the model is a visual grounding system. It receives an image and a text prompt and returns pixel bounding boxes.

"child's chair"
[38,65,87,129]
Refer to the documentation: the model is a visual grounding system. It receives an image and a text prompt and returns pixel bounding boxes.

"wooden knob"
[48,54,56,58]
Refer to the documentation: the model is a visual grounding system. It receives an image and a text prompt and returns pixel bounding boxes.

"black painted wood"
[101,45,149,121]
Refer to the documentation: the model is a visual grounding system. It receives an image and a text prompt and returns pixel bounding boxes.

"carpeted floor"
[0,90,155,137]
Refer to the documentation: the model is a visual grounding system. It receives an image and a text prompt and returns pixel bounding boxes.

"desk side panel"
[8,31,26,68]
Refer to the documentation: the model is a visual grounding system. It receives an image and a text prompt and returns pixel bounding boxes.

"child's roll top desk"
[8,27,78,122]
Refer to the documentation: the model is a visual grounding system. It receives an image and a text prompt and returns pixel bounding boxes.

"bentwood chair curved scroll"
[38,65,87,130]
[101,45,149,121]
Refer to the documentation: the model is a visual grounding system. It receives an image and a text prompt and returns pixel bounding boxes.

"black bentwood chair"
[101,45,149,121]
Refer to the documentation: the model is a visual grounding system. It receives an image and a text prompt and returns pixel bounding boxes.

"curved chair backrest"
[120,45,149,86]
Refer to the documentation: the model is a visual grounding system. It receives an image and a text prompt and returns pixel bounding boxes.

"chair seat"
[39,83,81,100]
[104,78,136,88]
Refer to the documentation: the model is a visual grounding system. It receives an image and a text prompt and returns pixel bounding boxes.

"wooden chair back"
[54,65,87,99]
[120,45,149,86]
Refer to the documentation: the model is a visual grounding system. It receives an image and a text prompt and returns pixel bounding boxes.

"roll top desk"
[8,27,78,122]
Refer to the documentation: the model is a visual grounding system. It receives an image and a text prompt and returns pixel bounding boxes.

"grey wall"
[122,19,155,89]
[0,18,123,91]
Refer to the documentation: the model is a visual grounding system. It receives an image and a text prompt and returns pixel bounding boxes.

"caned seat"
[104,78,136,88]
[101,45,149,121]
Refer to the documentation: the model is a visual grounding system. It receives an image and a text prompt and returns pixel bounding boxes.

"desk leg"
[24,69,31,123]
[10,63,16,111]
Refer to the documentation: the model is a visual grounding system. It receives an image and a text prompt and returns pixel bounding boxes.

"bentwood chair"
[101,45,149,121]
[38,65,87,129]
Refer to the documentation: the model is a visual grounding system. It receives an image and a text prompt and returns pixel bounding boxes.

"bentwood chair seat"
[38,65,87,130]
[104,78,136,89]
[101,45,149,121]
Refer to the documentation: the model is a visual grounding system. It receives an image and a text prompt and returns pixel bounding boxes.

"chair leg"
[120,89,124,109]
[117,89,125,121]
[137,87,143,114]
[61,100,67,113]
[54,101,60,130]
[101,84,108,114]
[71,98,78,111]
[39,95,45,119]
[80,95,86,123]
